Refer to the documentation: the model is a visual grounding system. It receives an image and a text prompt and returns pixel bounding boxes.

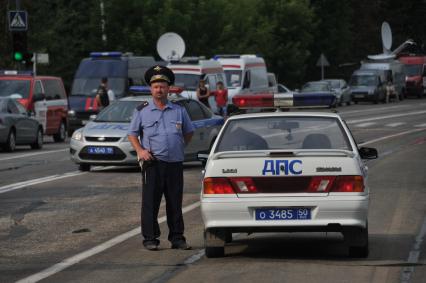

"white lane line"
[346,110,426,124]
[359,128,426,146]
[0,149,68,161]
[386,122,406,128]
[0,166,116,195]
[414,123,426,128]
[15,201,201,283]
[400,217,426,283]
[0,171,87,194]
[355,122,377,128]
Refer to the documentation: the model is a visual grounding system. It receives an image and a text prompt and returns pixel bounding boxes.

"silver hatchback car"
[70,95,224,171]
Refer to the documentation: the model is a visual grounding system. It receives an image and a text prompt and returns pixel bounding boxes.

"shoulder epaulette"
[136,101,149,111]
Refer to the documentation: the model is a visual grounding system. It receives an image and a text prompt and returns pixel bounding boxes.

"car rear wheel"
[204,229,225,258]
[78,164,91,171]
[53,121,66,142]
[345,224,369,258]
[31,128,43,149]
[4,130,16,152]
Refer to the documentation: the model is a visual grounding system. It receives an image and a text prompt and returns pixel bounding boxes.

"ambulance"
[168,57,226,113]
[398,55,426,98]
[213,54,273,113]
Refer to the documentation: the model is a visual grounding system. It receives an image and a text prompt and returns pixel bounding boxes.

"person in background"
[214,81,228,117]
[196,79,210,108]
[127,65,194,251]
[95,77,115,109]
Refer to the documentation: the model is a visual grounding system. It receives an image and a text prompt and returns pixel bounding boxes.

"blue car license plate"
[87,146,114,155]
[255,208,311,220]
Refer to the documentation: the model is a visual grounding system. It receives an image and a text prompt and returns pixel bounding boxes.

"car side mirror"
[197,150,209,166]
[33,93,45,102]
[359,147,378,159]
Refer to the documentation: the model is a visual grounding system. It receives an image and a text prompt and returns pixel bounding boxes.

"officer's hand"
[137,149,153,161]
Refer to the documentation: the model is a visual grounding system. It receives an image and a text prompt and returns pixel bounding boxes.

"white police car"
[70,95,224,171]
[200,111,378,258]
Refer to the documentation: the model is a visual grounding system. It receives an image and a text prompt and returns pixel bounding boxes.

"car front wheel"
[53,121,66,142]
[31,128,43,149]
[4,130,16,152]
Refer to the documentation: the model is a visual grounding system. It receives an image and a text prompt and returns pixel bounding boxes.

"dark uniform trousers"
[142,160,185,245]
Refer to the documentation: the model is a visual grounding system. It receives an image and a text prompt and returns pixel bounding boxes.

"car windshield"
[349,75,377,86]
[224,70,242,88]
[95,100,144,122]
[0,80,31,99]
[71,78,126,97]
[174,74,203,91]
[404,64,422,76]
[302,83,329,92]
[215,116,351,152]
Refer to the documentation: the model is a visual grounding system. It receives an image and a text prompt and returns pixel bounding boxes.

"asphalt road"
[1,99,425,283]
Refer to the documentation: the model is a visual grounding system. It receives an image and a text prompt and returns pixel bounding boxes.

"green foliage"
[1,0,424,90]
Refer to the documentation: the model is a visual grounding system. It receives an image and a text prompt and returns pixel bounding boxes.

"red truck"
[399,55,426,98]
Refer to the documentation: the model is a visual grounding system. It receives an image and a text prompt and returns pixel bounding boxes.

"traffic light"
[12,32,27,62]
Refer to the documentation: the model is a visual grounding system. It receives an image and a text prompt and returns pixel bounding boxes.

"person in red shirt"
[214,81,228,117]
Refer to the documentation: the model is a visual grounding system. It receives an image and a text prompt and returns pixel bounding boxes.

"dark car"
[299,81,337,108]
[0,97,43,152]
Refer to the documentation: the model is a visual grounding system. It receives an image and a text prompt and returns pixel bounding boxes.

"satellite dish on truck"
[157,32,185,62]
[367,21,395,60]
[381,21,392,53]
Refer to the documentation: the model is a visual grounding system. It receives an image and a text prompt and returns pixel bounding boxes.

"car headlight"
[68,110,76,116]
[122,135,129,142]
[72,130,83,141]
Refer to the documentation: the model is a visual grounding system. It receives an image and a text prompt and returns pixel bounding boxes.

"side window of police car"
[184,100,206,121]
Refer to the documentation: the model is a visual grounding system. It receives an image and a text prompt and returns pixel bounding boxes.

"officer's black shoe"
[171,241,191,250]
[144,242,159,251]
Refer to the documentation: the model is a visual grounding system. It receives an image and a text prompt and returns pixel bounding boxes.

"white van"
[213,54,273,112]
[168,57,227,113]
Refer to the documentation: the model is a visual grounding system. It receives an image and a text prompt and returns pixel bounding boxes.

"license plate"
[87,146,114,155]
[354,94,364,98]
[255,208,311,220]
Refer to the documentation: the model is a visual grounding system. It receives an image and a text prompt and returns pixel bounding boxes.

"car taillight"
[203,177,235,194]
[229,177,258,193]
[331,176,364,192]
[307,176,364,193]
[307,176,336,192]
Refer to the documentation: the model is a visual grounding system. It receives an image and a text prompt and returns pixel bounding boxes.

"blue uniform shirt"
[128,101,194,162]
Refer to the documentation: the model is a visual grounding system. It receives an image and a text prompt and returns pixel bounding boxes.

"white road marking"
[0,149,68,161]
[15,201,201,283]
[358,128,426,146]
[0,171,86,194]
[385,122,405,127]
[400,217,426,283]
[0,166,116,195]
[346,110,426,124]
[355,122,376,128]
[414,123,426,128]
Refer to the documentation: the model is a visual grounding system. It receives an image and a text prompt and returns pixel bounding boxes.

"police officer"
[127,65,194,251]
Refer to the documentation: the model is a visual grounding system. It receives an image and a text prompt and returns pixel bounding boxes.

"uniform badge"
[176,122,182,130]
[154,66,162,71]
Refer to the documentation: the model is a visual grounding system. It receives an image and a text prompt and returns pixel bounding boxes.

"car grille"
[85,136,121,142]
[351,91,368,95]
[79,146,126,160]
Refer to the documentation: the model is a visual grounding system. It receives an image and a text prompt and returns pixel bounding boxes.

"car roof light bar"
[90,52,123,58]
